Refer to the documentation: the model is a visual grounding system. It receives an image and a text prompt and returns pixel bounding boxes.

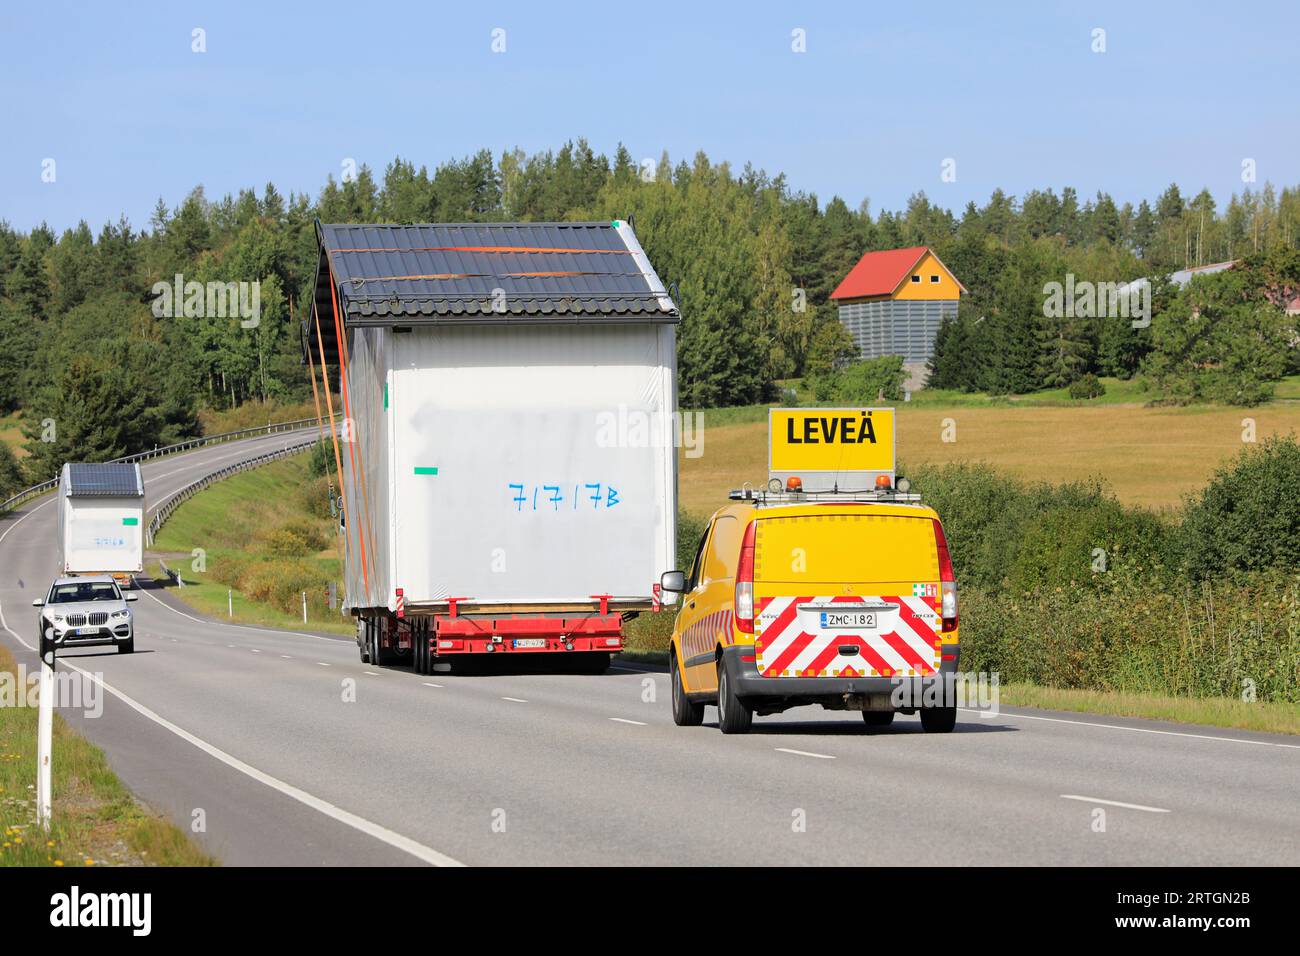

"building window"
[930,274,940,283]
[911,274,921,283]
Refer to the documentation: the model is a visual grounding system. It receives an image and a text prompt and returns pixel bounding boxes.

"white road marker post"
[302,590,307,624]
[228,589,233,618]
[36,642,54,832]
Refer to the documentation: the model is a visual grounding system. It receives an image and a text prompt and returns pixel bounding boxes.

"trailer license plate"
[820,611,876,630]
[513,638,546,649]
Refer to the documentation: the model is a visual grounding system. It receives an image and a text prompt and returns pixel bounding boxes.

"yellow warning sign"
[769,407,896,476]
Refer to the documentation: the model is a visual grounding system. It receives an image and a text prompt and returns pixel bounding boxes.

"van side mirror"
[125,593,139,602]
[660,571,686,594]
[31,598,44,607]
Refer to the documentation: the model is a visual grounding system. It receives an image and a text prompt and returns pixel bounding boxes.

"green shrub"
[1007,499,1170,593]
[1177,435,1300,579]
[299,475,335,519]
[809,355,906,404]
[1067,373,1105,400]
[307,439,333,479]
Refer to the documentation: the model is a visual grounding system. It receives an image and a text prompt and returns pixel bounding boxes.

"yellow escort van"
[660,408,960,734]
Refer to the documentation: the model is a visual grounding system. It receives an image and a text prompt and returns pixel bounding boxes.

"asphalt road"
[1,432,1297,866]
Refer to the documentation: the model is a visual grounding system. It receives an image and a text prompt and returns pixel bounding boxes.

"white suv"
[34,575,137,658]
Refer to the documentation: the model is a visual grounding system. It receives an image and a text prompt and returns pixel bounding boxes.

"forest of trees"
[2,139,1299,494]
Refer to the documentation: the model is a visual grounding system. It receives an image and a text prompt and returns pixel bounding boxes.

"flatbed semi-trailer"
[306,220,679,673]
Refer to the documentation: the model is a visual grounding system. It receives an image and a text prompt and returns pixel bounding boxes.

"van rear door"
[752,510,943,679]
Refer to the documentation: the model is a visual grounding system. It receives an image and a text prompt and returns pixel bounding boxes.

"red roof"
[831,245,956,300]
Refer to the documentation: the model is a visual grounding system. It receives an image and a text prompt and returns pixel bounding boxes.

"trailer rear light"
[932,518,959,631]
[734,520,757,633]
[604,638,620,646]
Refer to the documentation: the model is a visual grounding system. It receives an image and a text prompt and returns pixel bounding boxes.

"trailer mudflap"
[432,613,624,655]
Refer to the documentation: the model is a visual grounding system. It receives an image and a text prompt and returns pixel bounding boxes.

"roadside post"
[36,642,54,832]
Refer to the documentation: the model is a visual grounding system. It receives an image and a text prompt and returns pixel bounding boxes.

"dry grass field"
[678,404,1300,517]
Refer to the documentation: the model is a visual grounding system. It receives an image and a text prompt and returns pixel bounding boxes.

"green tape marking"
[122,517,139,526]
[414,467,439,476]
[383,383,388,409]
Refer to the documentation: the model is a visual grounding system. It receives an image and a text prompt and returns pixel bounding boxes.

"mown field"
[0,644,213,867]
[679,402,1300,516]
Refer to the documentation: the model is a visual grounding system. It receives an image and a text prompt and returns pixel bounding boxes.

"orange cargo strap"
[313,303,351,569]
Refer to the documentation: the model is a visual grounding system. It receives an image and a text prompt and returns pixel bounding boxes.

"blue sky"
[1,0,1296,234]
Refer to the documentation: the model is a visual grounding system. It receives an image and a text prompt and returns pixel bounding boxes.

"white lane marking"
[1060,794,1171,813]
[0,600,463,867]
[136,587,345,645]
[0,496,53,544]
[775,747,835,760]
[315,662,331,667]
[280,655,293,659]
[608,717,647,726]
[959,707,1300,750]
[364,671,381,676]
[421,682,443,688]
[251,649,261,654]
[501,696,528,703]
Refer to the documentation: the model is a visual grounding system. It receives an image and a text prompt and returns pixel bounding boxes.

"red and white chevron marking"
[755,594,942,678]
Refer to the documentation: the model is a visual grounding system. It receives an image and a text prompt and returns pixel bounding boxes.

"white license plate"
[513,638,546,649]
[77,626,98,635]
[820,611,876,630]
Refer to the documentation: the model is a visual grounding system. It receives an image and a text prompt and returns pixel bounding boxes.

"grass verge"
[151,454,353,636]
[0,644,215,866]
[995,682,1300,735]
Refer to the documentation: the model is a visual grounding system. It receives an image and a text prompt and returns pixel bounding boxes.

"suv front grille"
[64,613,86,627]
[88,612,109,625]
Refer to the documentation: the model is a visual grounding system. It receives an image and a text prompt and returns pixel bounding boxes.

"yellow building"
[830,246,966,372]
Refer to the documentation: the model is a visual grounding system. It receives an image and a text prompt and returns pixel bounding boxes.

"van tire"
[716,660,753,734]
[670,652,704,727]
[920,704,957,733]
[862,710,895,727]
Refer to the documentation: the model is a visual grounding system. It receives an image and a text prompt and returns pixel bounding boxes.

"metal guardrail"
[146,438,318,546]
[0,418,316,515]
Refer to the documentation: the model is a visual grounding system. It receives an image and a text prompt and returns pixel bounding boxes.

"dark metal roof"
[311,221,679,332]
[63,463,143,497]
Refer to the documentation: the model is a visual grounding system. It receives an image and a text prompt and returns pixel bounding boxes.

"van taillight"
[932,518,959,631]
[734,520,757,633]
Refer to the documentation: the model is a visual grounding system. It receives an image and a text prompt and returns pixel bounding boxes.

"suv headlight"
[47,613,64,623]
[111,609,130,620]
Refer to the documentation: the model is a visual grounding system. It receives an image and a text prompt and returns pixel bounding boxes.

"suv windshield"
[49,582,120,603]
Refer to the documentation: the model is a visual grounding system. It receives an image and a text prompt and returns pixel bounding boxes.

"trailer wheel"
[358,620,371,664]
[415,622,429,674]
[919,704,957,734]
[670,651,704,727]
[861,710,895,728]
[716,660,753,734]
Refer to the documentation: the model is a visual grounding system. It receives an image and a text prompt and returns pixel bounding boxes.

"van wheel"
[920,705,957,733]
[716,660,753,735]
[671,652,704,726]
[862,711,895,727]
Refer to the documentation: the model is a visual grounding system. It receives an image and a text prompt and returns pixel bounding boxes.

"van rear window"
[754,514,939,584]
